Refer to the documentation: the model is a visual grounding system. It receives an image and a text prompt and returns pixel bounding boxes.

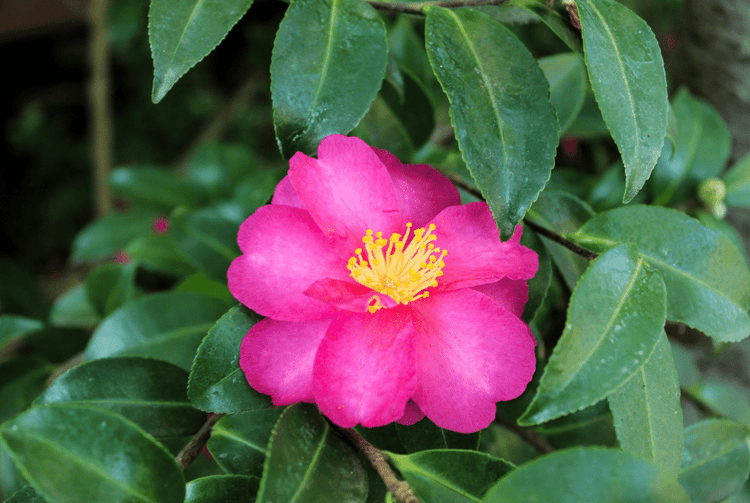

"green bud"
[698,178,727,207]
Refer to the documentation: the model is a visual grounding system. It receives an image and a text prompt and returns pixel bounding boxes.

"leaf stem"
[337,427,422,503]
[175,413,224,471]
[443,171,598,260]
[368,0,508,14]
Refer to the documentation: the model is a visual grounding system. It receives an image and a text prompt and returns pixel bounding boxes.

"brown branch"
[337,427,422,503]
[494,415,555,455]
[368,0,508,14]
[176,413,224,471]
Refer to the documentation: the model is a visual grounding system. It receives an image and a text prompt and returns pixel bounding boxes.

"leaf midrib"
[402,462,481,502]
[304,0,339,134]
[212,429,267,455]
[289,425,330,503]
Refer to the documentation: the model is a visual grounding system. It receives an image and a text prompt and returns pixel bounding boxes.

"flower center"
[347,223,447,313]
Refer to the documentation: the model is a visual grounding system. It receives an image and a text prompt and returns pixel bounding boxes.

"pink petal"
[313,308,417,428]
[373,148,461,226]
[396,400,425,426]
[304,278,398,313]
[431,202,538,291]
[472,277,529,319]
[271,176,304,208]
[239,317,331,405]
[228,205,346,321]
[289,135,404,254]
[410,289,536,433]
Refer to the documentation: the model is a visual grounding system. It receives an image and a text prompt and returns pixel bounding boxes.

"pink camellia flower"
[228,135,538,433]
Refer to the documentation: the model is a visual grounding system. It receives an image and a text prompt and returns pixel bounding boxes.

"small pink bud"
[114,251,131,264]
[562,137,578,156]
[152,216,170,235]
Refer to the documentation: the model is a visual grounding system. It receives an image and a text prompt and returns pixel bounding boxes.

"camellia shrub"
[3,0,750,502]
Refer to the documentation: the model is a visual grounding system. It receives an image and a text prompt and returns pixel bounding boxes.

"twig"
[88,0,113,216]
[368,0,508,14]
[337,427,422,503]
[442,171,598,260]
[176,413,225,471]
[494,415,555,455]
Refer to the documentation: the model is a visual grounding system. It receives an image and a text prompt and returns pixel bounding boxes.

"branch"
[176,413,224,471]
[494,415,555,455]
[368,0,509,14]
[337,427,422,503]
[442,171,598,260]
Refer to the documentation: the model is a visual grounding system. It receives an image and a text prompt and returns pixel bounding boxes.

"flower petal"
[228,205,346,321]
[431,202,538,291]
[396,400,425,426]
[313,308,417,428]
[271,175,304,208]
[304,278,398,313]
[289,135,404,254]
[410,289,536,433]
[373,148,460,226]
[239,317,331,406]
[472,277,529,319]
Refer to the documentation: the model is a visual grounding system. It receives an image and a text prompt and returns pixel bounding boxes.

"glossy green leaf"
[679,419,750,503]
[0,316,43,353]
[124,233,196,278]
[686,379,750,426]
[572,205,750,341]
[185,475,259,503]
[86,291,228,370]
[85,262,139,318]
[565,93,610,139]
[71,210,156,263]
[425,6,558,240]
[35,357,205,438]
[256,403,366,503]
[351,94,414,162]
[396,418,480,453]
[537,401,617,449]
[696,211,749,266]
[109,166,203,210]
[495,0,584,55]
[539,53,587,135]
[482,447,690,502]
[519,243,666,425]
[149,0,253,103]
[653,89,731,206]
[520,225,551,322]
[0,404,185,503]
[576,0,668,202]
[608,332,683,476]
[669,341,700,388]
[189,306,272,413]
[207,408,284,476]
[525,190,595,289]
[49,284,100,329]
[388,450,513,503]
[175,272,233,302]
[5,486,47,503]
[380,71,435,150]
[271,0,387,158]
[171,207,241,282]
[724,150,750,207]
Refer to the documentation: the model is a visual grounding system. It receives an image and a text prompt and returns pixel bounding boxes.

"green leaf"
[124,233,196,278]
[494,0,584,55]
[686,379,750,427]
[520,225,551,323]
[0,316,43,353]
[85,262,139,318]
[175,272,233,302]
[572,205,750,342]
[271,0,387,158]
[696,211,749,266]
[5,486,47,503]
[519,243,666,426]
[109,166,204,211]
[149,0,254,103]
[539,53,587,135]
[425,6,559,240]
[525,190,595,290]
[188,306,272,413]
[35,356,206,438]
[388,450,513,503]
[482,447,690,502]
[71,210,156,263]
[256,403,367,503]
[351,93,414,162]
[207,408,284,476]
[185,475,259,503]
[679,419,750,503]
[653,89,731,206]
[576,0,668,202]
[85,291,229,370]
[396,418,480,453]
[608,332,684,476]
[536,401,617,449]
[171,207,241,282]
[724,150,750,208]
[0,403,185,503]
[49,284,100,329]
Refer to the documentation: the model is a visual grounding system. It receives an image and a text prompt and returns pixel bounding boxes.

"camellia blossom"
[228,135,538,433]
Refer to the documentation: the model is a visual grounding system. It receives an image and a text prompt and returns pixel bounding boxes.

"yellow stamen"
[347,222,447,313]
